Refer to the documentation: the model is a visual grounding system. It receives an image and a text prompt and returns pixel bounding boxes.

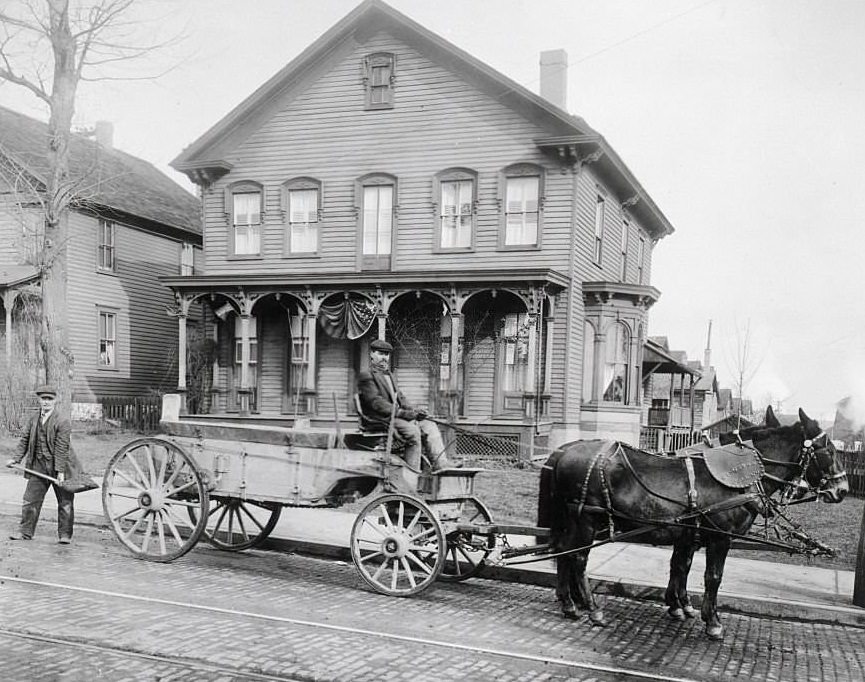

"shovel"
[7,463,99,493]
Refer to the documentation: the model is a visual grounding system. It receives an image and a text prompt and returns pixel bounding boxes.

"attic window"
[363,53,395,109]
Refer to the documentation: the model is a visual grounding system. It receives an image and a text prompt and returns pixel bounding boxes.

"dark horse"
[537,406,848,639]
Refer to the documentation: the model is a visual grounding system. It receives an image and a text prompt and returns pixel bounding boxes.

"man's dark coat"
[357,368,414,428]
[14,411,72,478]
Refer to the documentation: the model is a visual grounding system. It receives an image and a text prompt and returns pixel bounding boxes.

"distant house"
[0,105,202,415]
[163,0,678,452]
[701,413,756,439]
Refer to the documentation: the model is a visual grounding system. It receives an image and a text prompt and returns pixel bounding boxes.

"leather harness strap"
[683,455,698,510]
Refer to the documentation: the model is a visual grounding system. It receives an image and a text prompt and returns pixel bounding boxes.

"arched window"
[582,321,595,402]
[603,322,629,403]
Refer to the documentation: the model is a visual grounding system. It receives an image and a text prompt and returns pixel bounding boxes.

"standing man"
[357,339,455,472]
[6,385,75,544]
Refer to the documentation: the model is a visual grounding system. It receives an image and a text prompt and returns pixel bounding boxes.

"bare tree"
[726,319,764,426]
[0,0,180,392]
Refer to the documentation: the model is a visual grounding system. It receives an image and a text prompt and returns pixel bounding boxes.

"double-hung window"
[98,310,116,368]
[357,174,396,270]
[435,168,476,250]
[98,219,115,272]
[593,194,605,265]
[181,242,194,275]
[227,182,263,256]
[500,164,543,249]
[285,180,320,254]
[620,219,629,281]
[603,322,629,403]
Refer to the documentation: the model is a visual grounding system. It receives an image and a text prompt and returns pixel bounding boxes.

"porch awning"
[160,268,570,292]
[642,338,700,378]
[0,265,39,288]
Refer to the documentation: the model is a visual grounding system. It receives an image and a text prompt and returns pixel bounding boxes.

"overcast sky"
[2,0,863,422]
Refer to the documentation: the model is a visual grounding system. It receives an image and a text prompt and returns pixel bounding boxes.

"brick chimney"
[540,49,568,110]
[95,120,114,149]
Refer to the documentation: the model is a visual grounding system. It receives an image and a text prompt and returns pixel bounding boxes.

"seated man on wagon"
[357,339,455,473]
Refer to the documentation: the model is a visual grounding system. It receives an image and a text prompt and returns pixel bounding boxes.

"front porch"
[162,269,566,460]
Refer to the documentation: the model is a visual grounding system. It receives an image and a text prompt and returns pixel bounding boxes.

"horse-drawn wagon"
[102,401,848,639]
[101,408,495,596]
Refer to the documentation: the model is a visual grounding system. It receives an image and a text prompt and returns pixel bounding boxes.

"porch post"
[593,331,605,401]
[305,312,317,397]
[377,314,387,340]
[544,312,555,401]
[3,290,14,364]
[177,314,188,414]
[210,319,220,409]
[239,313,251,415]
[449,313,462,391]
[525,313,538,391]
[689,374,696,430]
[667,371,675,431]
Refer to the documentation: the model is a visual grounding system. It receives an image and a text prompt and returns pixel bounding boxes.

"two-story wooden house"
[164,0,675,453]
[0,105,202,417]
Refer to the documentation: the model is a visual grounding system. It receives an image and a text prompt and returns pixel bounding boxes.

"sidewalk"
[1,471,862,628]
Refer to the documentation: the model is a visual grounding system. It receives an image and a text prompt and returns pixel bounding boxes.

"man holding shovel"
[6,385,75,544]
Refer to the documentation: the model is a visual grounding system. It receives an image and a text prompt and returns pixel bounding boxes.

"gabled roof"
[643,337,700,377]
[171,0,673,239]
[0,105,200,237]
[701,414,756,432]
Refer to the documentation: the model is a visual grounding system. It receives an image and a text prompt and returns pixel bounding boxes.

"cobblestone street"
[1,523,863,681]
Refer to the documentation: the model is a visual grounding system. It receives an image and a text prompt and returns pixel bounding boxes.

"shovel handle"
[8,463,61,485]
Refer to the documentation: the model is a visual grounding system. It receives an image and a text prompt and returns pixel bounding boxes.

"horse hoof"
[705,625,724,641]
[682,605,697,619]
[589,610,606,627]
[667,607,685,622]
[562,610,579,621]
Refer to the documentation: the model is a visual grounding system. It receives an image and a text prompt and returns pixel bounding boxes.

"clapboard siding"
[66,210,182,400]
[316,332,354,417]
[202,32,574,275]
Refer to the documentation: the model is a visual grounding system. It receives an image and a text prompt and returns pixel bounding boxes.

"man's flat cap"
[370,339,394,353]
[35,385,58,398]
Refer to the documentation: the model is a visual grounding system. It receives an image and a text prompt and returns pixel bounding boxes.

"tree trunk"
[41,0,77,395]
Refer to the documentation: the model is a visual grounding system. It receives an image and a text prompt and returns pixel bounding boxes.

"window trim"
[224,180,264,258]
[433,167,477,253]
[593,192,606,266]
[282,177,322,257]
[355,173,397,270]
[96,306,119,371]
[637,234,646,284]
[620,218,629,282]
[498,163,545,251]
[97,219,115,273]
[363,52,396,110]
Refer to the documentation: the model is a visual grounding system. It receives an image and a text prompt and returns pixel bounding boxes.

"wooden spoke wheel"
[102,437,208,562]
[437,497,495,582]
[187,498,282,551]
[350,493,444,597]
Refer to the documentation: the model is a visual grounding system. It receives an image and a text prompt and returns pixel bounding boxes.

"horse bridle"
[758,430,844,497]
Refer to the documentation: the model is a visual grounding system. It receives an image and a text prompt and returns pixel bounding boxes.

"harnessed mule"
[537,406,848,640]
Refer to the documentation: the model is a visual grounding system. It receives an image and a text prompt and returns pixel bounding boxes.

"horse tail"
[537,449,564,529]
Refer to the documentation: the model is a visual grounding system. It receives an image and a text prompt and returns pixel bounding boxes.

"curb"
[5,503,864,629]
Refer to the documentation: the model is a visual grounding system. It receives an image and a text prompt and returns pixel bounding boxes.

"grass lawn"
[3,429,861,571]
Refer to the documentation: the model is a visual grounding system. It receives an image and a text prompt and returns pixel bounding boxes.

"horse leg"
[701,535,732,640]
[555,525,580,620]
[665,532,698,621]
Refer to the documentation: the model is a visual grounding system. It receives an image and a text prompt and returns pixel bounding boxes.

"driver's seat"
[343,394,406,454]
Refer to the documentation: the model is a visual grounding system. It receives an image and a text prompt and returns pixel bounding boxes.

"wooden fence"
[839,449,865,499]
[99,396,162,433]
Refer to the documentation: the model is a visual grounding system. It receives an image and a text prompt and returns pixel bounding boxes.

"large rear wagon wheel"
[188,498,282,551]
[438,497,495,582]
[102,437,208,562]
[350,493,444,597]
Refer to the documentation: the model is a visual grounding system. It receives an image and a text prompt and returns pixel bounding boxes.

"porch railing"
[639,425,702,453]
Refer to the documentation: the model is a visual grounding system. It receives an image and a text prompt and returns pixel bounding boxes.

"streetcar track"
[0,627,305,681]
[0,573,698,682]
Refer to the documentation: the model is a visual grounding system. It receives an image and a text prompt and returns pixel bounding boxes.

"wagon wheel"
[350,493,445,597]
[437,497,495,582]
[187,498,282,551]
[102,437,208,563]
